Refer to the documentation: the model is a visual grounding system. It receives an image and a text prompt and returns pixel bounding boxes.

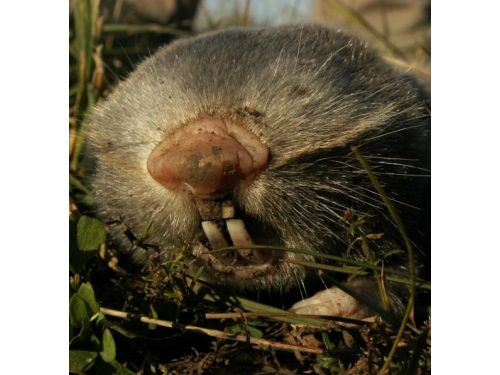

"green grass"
[69,1,431,373]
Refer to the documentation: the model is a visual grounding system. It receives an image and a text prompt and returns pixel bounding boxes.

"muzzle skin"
[147,118,269,199]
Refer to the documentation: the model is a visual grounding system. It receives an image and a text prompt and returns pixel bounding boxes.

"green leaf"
[225,323,242,335]
[226,323,263,338]
[321,332,334,351]
[69,293,91,329]
[69,350,98,373]
[90,333,101,348]
[69,283,100,335]
[77,215,107,251]
[69,173,92,195]
[93,311,106,326]
[148,304,158,330]
[245,325,264,338]
[190,265,205,287]
[100,328,116,363]
[70,218,98,272]
[76,282,100,314]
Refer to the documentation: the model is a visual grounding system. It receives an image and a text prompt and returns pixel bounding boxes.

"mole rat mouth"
[147,117,278,279]
[192,198,282,280]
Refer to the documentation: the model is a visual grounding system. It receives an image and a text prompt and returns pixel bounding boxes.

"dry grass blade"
[205,311,374,326]
[70,0,102,171]
[191,277,330,328]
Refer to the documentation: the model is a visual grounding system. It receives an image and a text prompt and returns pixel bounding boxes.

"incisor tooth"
[226,219,254,258]
[222,203,235,219]
[226,219,253,246]
[201,221,228,249]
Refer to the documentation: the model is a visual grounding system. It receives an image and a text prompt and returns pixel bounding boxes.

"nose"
[147,118,269,198]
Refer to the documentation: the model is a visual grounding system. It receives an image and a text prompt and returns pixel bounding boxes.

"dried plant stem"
[100,307,323,354]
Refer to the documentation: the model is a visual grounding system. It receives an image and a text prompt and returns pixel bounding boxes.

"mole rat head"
[86,25,429,291]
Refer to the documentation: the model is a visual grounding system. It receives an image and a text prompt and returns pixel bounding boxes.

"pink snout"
[147,118,269,197]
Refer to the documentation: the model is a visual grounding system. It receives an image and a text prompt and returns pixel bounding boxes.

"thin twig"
[100,307,323,354]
